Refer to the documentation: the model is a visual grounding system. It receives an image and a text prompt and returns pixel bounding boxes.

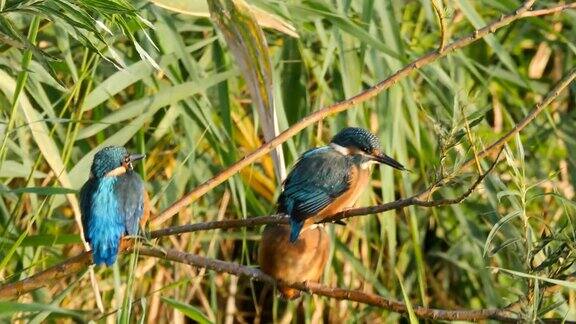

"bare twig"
[0,150,500,299]
[519,2,576,18]
[150,150,501,238]
[324,147,502,222]
[151,0,545,227]
[459,67,576,170]
[0,252,92,299]
[150,214,288,238]
[138,246,520,322]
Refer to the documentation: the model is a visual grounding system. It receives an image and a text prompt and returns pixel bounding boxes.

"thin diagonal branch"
[150,214,288,238]
[151,0,546,227]
[138,246,521,322]
[0,252,92,299]
[519,2,576,17]
[459,66,576,170]
[150,150,501,238]
[0,153,499,299]
[324,147,503,223]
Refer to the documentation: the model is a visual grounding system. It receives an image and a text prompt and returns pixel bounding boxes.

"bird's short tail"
[289,219,304,243]
[91,237,120,266]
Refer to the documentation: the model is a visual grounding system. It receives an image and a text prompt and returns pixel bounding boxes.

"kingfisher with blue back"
[259,127,405,298]
[280,127,406,242]
[80,146,150,266]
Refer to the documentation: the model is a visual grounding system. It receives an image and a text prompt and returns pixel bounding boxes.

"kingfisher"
[258,127,405,298]
[279,127,406,242]
[258,223,330,299]
[80,146,149,266]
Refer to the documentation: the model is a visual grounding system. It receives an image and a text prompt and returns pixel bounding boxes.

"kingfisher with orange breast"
[80,146,150,266]
[259,127,405,298]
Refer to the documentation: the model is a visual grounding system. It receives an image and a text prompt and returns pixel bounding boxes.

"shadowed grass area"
[0,0,576,322]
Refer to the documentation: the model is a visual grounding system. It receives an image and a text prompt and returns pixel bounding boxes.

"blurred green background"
[0,0,575,322]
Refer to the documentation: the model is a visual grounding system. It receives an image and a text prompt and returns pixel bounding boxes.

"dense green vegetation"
[0,0,575,322]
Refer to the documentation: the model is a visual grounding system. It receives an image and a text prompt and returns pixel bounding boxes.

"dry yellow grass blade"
[232,109,275,180]
[232,110,276,200]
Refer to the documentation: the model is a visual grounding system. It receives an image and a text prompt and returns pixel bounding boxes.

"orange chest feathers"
[312,164,371,221]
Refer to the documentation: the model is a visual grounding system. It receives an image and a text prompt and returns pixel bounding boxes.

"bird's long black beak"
[129,153,146,162]
[372,153,406,171]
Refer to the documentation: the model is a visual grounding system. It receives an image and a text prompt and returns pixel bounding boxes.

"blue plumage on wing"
[80,177,125,266]
[289,219,304,243]
[116,172,145,235]
[80,171,145,266]
[278,146,352,241]
[80,178,95,244]
[80,146,146,266]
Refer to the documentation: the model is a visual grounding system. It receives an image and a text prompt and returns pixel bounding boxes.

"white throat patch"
[105,166,127,177]
[360,159,379,169]
[330,143,350,155]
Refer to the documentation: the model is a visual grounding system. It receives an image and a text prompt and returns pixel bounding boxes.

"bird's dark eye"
[359,147,372,155]
[123,156,130,164]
